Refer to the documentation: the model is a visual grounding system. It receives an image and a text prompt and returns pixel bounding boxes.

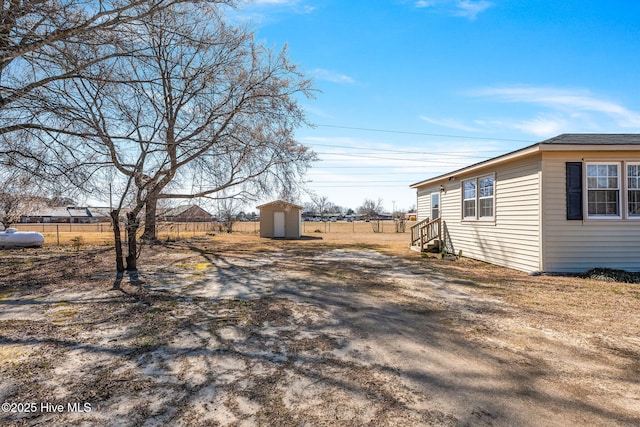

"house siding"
[416,187,432,221]
[418,156,541,272]
[541,151,640,272]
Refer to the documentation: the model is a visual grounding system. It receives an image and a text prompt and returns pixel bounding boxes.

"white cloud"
[454,0,493,20]
[414,0,493,20]
[252,0,296,4]
[510,114,568,137]
[312,68,356,84]
[469,85,640,129]
[419,115,483,132]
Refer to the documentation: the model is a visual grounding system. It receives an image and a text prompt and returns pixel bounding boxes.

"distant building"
[21,206,104,224]
[159,204,214,222]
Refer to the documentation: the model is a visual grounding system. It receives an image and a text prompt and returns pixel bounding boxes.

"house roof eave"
[410,133,640,190]
[410,143,541,189]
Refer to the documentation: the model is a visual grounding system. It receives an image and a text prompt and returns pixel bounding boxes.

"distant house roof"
[256,200,303,210]
[29,207,69,217]
[29,207,90,218]
[87,207,112,218]
[26,206,114,219]
[163,205,193,217]
[411,133,640,189]
[162,204,213,219]
[67,207,91,217]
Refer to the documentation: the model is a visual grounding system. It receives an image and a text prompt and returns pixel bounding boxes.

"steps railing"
[410,217,429,246]
[410,217,441,250]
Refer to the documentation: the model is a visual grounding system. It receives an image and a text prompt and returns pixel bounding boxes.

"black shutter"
[566,162,583,220]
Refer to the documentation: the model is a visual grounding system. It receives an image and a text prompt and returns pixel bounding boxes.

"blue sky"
[240,0,640,212]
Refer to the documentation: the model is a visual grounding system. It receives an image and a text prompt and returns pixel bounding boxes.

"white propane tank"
[0,227,45,248]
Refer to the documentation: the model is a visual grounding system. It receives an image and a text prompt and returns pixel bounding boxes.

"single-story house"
[410,134,640,273]
[159,204,214,222]
[257,200,302,239]
[21,206,99,223]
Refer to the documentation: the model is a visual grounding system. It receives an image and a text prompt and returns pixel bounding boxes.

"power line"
[310,143,506,157]
[308,171,436,175]
[309,185,410,188]
[315,150,490,160]
[316,157,470,166]
[312,165,442,169]
[309,180,411,183]
[316,124,538,143]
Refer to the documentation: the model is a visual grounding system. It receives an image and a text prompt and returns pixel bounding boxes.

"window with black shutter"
[566,162,583,220]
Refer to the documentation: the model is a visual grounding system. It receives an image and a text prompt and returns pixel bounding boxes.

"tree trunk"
[141,196,157,241]
[125,211,139,271]
[110,210,125,272]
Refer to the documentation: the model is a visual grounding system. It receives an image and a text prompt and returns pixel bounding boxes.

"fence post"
[56,225,60,246]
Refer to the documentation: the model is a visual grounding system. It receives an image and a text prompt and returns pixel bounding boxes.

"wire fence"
[300,220,412,234]
[12,219,415,246]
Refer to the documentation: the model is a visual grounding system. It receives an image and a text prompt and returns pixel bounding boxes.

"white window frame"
[431,192,440,219]
[627,162,640,219]
[585,162,621,220]
[478,175,495,219]
[462,179,476,219]
[462,174,495,221]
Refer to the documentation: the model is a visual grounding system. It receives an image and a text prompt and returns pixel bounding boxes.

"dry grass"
[1,225,639,425]
[11,220,415,248]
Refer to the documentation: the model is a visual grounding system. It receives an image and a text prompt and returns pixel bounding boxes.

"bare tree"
[0,170,37,227]
[358,198,384,219]
[216,196,243,233]
[38,5,314,271]
[310,195,330,221]
[0,0,233,118]
[0,0,235,192]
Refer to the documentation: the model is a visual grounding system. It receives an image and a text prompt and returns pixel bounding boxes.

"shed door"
[274,212,285,237]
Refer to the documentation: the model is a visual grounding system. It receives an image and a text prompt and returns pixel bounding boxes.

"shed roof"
[256,200,303,210]
[410,133,640,189]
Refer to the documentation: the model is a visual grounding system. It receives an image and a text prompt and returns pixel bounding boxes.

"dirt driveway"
[0,235,638,426]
